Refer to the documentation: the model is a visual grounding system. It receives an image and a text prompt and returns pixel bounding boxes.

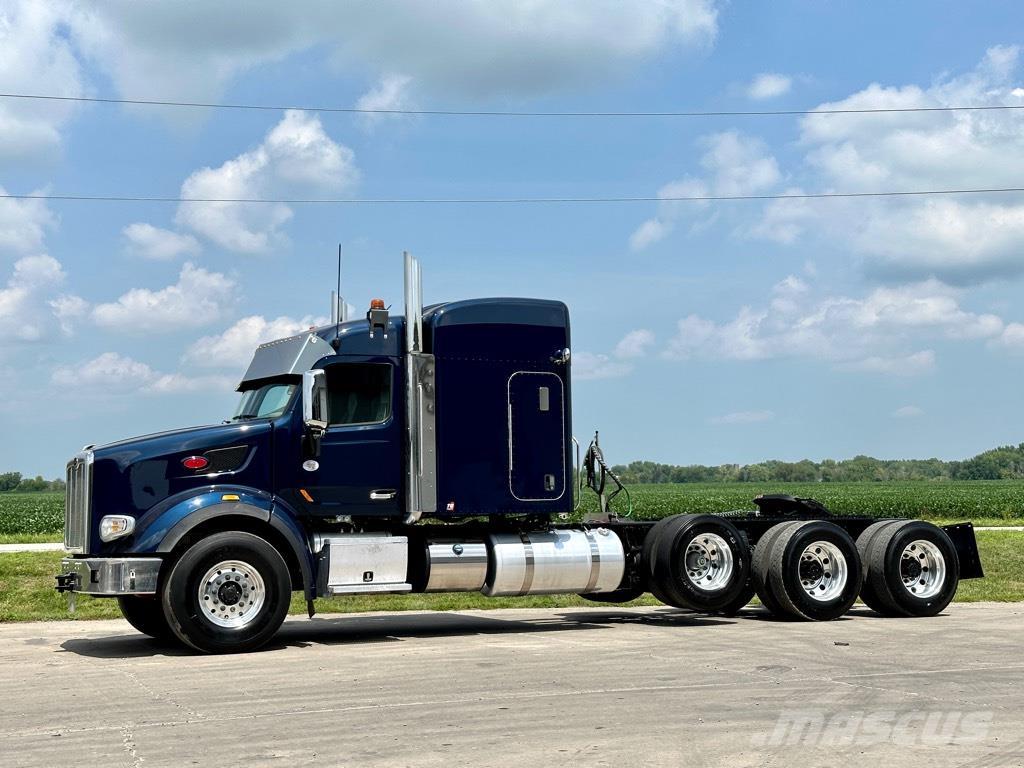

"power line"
[1,187,1023,205]
[2,91,1023,118]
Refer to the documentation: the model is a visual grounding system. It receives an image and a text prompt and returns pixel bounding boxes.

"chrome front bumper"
[56,557,162,596]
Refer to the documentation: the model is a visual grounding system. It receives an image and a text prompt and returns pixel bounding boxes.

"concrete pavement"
[0,603,1022,767]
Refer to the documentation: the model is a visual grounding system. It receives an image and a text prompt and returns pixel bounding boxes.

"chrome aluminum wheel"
[198,560,266,629]
[683,532,734,591]
[798,541,848,602]
[900,540,946,599]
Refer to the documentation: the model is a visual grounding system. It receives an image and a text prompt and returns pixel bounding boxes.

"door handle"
[370,489,397,501]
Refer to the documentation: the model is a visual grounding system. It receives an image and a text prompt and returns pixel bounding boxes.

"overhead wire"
[1,91,1023,118]
[1,188,1022,206]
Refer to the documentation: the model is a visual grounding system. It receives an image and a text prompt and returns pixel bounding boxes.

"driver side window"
[325,363,392,426]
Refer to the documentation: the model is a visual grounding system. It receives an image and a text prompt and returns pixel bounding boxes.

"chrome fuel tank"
[482,528,625,596]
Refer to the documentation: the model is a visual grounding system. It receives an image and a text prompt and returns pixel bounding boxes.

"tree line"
[0,472,66,493]
[611,443,1024,484]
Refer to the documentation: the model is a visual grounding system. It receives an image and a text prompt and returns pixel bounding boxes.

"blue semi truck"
[56,253,983,653]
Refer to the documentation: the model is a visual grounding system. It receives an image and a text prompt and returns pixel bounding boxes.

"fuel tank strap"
[519,531,536,595]
[584,530,602,592]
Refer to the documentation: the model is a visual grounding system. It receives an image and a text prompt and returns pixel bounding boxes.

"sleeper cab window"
[325,363,393,426]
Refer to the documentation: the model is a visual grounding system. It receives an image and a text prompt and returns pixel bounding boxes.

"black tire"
[162,531,292,654]
[651,515,751,612]
[641,516,682,604]
[751,521,801,617]
[768,520,863,621]
[578,586,646,604]
[865,520,959,618]
[117,596,178,643]
[712,582,756,616]
[855,520,902,615]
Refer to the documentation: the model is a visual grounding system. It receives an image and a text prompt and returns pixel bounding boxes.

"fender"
[125,485,315,601]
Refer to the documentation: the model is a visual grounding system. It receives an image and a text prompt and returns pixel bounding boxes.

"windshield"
[232,382,298,421]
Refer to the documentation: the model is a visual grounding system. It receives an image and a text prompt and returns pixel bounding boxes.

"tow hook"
[54,572,77,594]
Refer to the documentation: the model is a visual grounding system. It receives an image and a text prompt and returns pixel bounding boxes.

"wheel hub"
[682,532,734,592]
[218,581,243,605]
[198,560,266,629]
[798,540,848,602]
[900,540,946,599]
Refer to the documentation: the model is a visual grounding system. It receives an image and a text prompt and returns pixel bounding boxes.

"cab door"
[299,358,403,517]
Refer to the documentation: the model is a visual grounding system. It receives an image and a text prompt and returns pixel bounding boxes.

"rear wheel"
[855,520,901,614]
[642,516,680,604]
[162,531,291,654]
[117,596,178,643]
[751,521,801,617]
[768,520,863,621]
[651,515,751,612]
[864,520,959,617]
[712,582,756,616]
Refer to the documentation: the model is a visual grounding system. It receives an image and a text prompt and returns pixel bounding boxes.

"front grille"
[64,451,93,553]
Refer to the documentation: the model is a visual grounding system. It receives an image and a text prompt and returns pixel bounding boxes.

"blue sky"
[1,0,1023,476]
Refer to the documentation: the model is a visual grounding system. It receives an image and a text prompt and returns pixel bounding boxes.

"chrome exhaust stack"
[403,251,437,524]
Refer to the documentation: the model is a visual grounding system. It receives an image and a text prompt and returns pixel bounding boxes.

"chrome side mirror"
[302,369,327,430]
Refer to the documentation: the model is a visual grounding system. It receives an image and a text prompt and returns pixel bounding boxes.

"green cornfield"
[575,481,1024,522]
[0,482,1022,538]
[0,493,64,536]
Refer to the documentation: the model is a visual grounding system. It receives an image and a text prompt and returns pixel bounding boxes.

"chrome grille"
[64,451,93,553]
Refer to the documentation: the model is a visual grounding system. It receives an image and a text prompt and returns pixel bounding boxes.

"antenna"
[330,243,342,351]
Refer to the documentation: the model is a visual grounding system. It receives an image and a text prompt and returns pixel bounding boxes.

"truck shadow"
[58,607,736,659]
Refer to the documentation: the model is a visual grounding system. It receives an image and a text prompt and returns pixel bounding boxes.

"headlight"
[99,515,135,542]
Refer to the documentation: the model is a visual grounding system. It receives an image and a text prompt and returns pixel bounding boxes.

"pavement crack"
[115,668,204,721]
[121,723,143,767]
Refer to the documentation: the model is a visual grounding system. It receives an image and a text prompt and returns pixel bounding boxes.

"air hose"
[583,431,633,518]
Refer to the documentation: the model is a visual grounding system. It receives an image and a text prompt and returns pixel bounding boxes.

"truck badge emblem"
[302,460,319,472]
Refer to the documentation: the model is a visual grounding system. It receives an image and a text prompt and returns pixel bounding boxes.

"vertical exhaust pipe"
[403,251,436,524]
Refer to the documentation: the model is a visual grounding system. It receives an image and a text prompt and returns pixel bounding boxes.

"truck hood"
[90,420,275,522]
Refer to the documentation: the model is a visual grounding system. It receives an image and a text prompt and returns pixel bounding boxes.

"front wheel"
[161,531,292,654]
[117,596,178,643]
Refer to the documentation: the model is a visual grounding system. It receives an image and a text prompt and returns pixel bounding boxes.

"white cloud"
[747,73,791,100]
[613,329,655,359]
[68,1,718,109]
[0,254,81,342]
[91,262,236,332]
[185,314,328,368]
[355,74,414,128]
[892,405,924,418]
[993,322,1024,353]
[572,351,633,381]
[51,351,234,393]
[122,223,200,261]
[0,188,56,254]
[630,132,780,250]
[664,275,1003,374]
[710,409,775,425]
[0,1,86,160]
[836,351,936,377]
[175,110,357,253]
[49,293,89,335]
[145,372,236,394]
[52,351,152,389]
[756,46,1024,284]
[574,328,656,380]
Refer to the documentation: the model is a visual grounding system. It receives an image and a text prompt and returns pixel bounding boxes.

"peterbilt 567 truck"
[56,253,983,653]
